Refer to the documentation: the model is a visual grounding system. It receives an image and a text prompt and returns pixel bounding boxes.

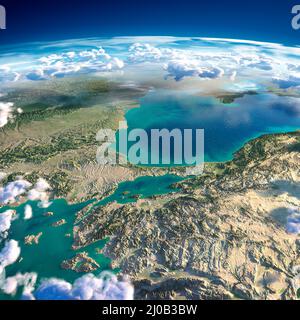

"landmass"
[74,131,300,300]
[0,77,300,300]
[24,232,43,245]
[61,252,100,273]
[0,77,172,203]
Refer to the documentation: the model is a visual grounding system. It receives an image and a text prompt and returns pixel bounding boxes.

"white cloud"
[230,71,237,81]
[0,47,124,82]
[1,36,300,87]
[0,65,20,82]
[239,56,273,71]
[164,59,225,81]
[128,43,192,65]
[0,240,21,273]
[24,205,33,220]
[127,41,300,85]
[0,177,52,208]
[26,189,42,201]
[287,208,300,234]
[273,76,300,89]
[112,57,124,69]
[0,210,15,234]
[0,99,23,128]
[199,37,284,48]
[0,179,32,205]
[226,81,260,92]
[28,47,124,80]
[129,43,166,62]
[34,178,51,192]
[2,37,300,87]
[0,102,14,128]
[38,200,52,209]
[1,273,37,296]
[23,272,134,300]
[27,178,51,207]
[26,278,72,300]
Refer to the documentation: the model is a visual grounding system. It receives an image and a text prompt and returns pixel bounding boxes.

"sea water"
[0,175,183,299]
[124,90,300,162]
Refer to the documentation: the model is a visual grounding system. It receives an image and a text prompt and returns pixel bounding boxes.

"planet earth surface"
[0,36,299,300]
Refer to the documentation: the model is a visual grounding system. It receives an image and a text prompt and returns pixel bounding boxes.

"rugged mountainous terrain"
[75,131,300,300]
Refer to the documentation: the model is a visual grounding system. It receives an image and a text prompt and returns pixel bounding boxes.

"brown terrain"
[74,131,300,300]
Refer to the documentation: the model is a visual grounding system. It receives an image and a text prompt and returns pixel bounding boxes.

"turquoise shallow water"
[122,90,300,163]
[0,174,183,299]
[0,199,111,300]
[98,174,184,206]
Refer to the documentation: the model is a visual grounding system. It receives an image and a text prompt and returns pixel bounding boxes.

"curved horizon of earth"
[1,36,300,164]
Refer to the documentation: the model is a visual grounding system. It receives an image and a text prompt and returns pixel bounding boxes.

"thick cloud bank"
[0,47,124,82]
[24,273,134,300]
[1,37,300,87]
[1,272,134,300]
[127,40,300,84]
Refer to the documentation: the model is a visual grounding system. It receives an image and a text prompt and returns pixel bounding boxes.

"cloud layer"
[25,273,134,300]
[1,270,134,300]
[2,37,300,85]
[0,210,15,234]
[0,47,124,82]
[127,40,300,85]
